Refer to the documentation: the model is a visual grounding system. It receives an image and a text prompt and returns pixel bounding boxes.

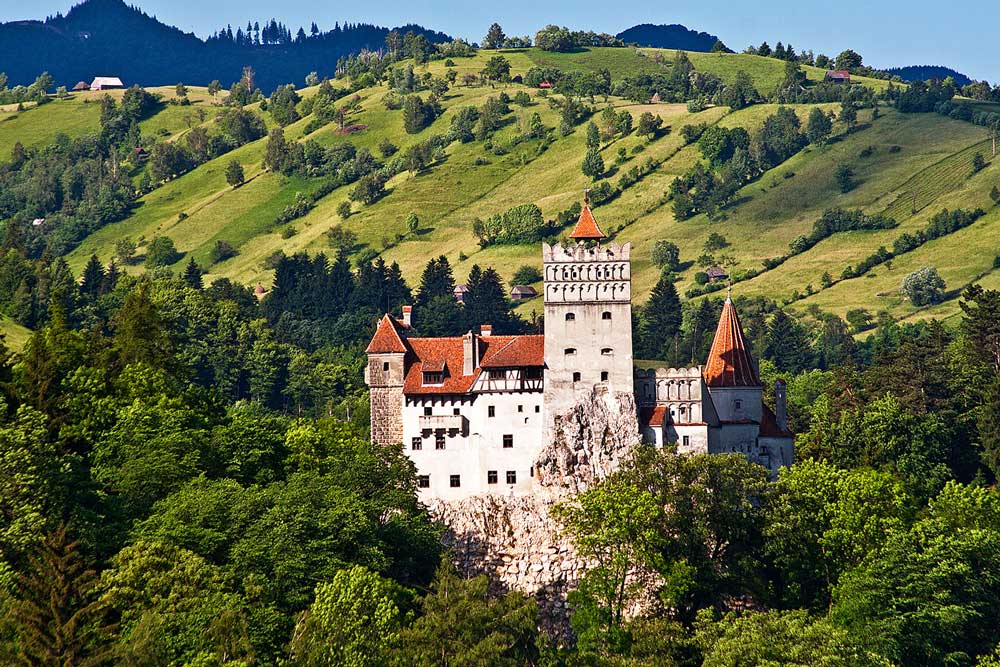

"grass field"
[11,46,1000,334]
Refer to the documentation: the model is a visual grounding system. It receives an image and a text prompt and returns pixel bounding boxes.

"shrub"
[512,265,543,285]
[694,271,709,285]
[209,240,238,264]
[280,226,298,239]
[337,201,352,219]
[651,240,681,271]
[145,236,182,267]
[901,266,946,306]
[378,139,398,157]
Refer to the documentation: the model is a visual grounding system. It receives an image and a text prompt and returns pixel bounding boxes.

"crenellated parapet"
[542,241,631,263]
[543,241,632,305]
[634,366,705,407]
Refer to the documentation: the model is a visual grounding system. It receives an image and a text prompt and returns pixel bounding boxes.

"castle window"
[450,475,461,488]
[423,406,432,416]
[734,399,743,410]
[517,405,524,413]
[488,470,498,484]
[453,408,461,416]
[382,361,389,371]
[488,405,496,417]
[565,312,576,321]
[503,434,513,448]
[411,437,422,450]
[506,470,517,484]
[572,372,581,382]
[564,348,576,356]
[418,475,430,488]
[435,432,446,449]
[602,311,612,320]
[423,372,443,384]
[601,348,613,355]
[488,369,505,380]
[682,435,690,446]
[601,371,609,382]
[535,405,540,413]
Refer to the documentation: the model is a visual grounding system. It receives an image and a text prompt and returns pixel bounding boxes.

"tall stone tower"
[543,200,634,422]
[365,313,408,446]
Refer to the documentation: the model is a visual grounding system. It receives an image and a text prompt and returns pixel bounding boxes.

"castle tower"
[365,314,409,446]
[703,294,763,424]
[542,200,634,421]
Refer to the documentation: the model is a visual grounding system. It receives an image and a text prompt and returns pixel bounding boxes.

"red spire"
[569,195,606,240]
[365,314,408,354]
[703,297,760,387]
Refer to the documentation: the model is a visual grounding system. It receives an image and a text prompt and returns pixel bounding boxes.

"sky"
[3,0,997,81]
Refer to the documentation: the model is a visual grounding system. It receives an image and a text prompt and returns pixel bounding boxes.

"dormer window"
[423,372,443,384]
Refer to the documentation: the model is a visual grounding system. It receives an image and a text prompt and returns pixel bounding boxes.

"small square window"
[424,406,432,416]
[506,470,517,484]
[503,434,513,448]
[734,400,743,410]
[682,435,690,446]
[534,405,540,413]
[435,432,446,449]
[572,372,581,382]
[411,437,422,450]
[600,371,609,382]
[450,474,461,488]
[487,470,498,484]
[453,407,461,416]
[517,405,524,413]
[488,405,496,418]
[382,361,389,371]
[418,475,430,488]
[602,311,612,320]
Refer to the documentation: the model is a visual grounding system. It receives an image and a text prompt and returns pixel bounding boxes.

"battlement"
[634,366,704,380]
[542,241,631,263]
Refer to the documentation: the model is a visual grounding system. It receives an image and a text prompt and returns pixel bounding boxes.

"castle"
[366,201,793,500]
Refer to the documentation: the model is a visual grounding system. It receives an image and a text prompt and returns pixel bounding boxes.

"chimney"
[481,324,492,337]
[774,379,788,431]
[463,331,476,376]
[401,305,412,327]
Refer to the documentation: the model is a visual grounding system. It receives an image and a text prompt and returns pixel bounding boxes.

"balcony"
[418,414,467,433]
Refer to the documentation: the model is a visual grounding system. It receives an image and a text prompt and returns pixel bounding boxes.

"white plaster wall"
[707,386,764,423]
[403,391,545,501]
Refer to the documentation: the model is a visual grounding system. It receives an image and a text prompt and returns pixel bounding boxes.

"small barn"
[706,267,729,283]
[510,285,538,301]
[453,284,469,303]
[824,70,850,84]
[538,81,554,89]
[72,81,89,92]
[90,76,124,91]
[650,92,662,104]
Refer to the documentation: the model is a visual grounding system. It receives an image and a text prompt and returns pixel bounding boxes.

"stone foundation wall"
[370,386,403,446]
[431,388,642,632]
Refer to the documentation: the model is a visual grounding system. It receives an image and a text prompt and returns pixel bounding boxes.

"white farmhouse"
[366,200,793,500]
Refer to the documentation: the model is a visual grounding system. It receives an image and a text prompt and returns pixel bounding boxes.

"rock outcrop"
[432,388,642,631]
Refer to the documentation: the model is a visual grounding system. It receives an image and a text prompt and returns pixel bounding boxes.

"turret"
[365,314,409,446]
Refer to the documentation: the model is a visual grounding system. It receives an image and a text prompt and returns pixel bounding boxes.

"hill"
[616,24,724,52]
[0,0,450,91]
[885,65,972,86]
[2,45,998,348]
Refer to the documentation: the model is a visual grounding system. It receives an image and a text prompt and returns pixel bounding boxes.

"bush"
[694,271,709,285]
[378,139,398,157]
[512,265,542,285]
[144,236,182,267]
[901,266,946,306]
[651,240,681,271]
[337,201,352,219]
[280,226,298,239]
[209,240,238,264]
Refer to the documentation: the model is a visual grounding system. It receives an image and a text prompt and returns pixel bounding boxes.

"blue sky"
[4,0,997,81]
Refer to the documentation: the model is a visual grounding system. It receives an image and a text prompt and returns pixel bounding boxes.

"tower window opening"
[565,348,577,356]
[601,371,609,382]
[506,470,517,484]
[565,312,576,321]
[382,361,389,371]
[488,470,498,484]
[450,475,461,488]
[572,372,582,382]
[601,347,613,355]
[602,311,612,320]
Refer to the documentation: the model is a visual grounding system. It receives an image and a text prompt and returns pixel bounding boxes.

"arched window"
[602,311,612,320]
[565,312,576,321]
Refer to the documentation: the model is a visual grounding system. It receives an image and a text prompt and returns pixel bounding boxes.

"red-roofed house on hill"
[367,198,793,500]
[824,70,851,84]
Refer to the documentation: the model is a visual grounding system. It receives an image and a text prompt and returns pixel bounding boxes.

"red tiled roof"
[640,406,668,427]
[760,404,793,438]
[365,314,409,354]
[480,335,544,368]
[826,70,850,78]
[704,299,761,387]
[402,334,544,395]
[569,203,606,240]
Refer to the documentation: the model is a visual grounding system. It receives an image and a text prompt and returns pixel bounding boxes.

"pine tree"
[640,272,682,361]
[582,147,605,180]
[112,281,172,369]
[78,255,105,303]
[12,524,115,666]
[464,265,513,333]
[100,260,120,296]
[764,309,813,373]
[182,257,203,290]
[415,256,456,308]
[980,377,1000,479]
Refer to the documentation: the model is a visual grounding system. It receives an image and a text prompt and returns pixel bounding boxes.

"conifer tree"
[464,265,513,333]
[764,309,813,373]
[11,524,114,666]
[182,257,203,290]
[582,147,605,180]
[640,272,682,361]
[415,256,456,308]
[980,377,1000,479]
[79,255,105,302]
[112,281,172,369]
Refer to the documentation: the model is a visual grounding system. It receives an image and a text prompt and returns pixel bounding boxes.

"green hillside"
[7,47,998,334]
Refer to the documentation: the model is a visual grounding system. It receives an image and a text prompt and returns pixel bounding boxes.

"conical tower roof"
[569,201,606,241]
[703,296,760,387]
